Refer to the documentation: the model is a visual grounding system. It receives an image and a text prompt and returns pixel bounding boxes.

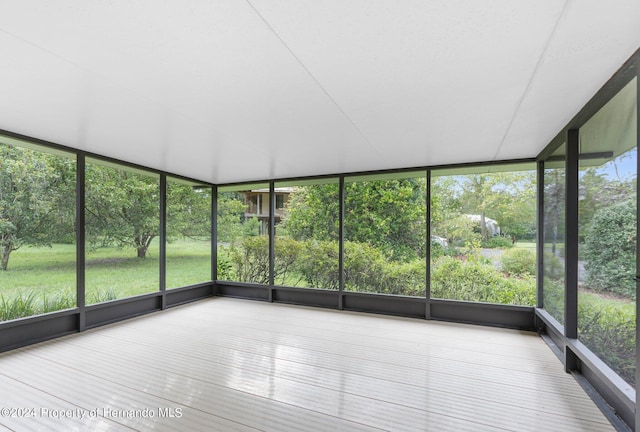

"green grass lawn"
[166,239,212,289]
[514,242,536,250]
[0,239,212,320]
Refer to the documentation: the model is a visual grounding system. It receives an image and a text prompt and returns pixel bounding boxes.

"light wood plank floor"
[0,297,615,431]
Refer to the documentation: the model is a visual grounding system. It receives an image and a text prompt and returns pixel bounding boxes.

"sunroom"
[0,2,639,431]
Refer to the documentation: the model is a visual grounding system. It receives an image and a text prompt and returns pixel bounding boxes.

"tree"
[85,164,159,259]
[0,144,75,270]
[167,182,211,241]
[432,171,536,245]
[281,179,426,261]
[583,198,636,298]
[281,184,340,242]
[216,192,250,243]
[544,168,565,255]
[458,171,535,242]
[579,167,635,242]
[487,172,537,241]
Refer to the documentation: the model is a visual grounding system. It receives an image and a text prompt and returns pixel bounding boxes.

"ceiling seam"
[244,0,383,157]
[491,0,571,161]
[0,28,173,119]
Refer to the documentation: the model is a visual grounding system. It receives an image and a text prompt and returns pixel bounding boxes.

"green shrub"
[273,238,304,285]
[343,241,386,293]
[41,291,75,312]
[216,249,234,281]
[0,290,76,321]
[296,241,340,290]
[439,215,481,247]
[543,251,563,280]
[543,280,636,386]
[242,216,261,237]
[482,236,513,249]
[583,199,636,298]
[379,260,426,296]
[89,287,118,304]
[228,236,305,285]
[542,278,564,323]
[578,297,635,386]
[430,240,444,258]
[229,236,270,284]
[542,251,564,324]
[0,290,36,321]
[344,241,426,296]
[296,240,425,295]
[431,256,535,306]
[430,240,459,259]
[501,248,536,276]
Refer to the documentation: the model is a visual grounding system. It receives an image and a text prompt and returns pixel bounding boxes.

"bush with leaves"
[296,240,340,290]
[0,290,76,322]
[431,256,535,305]
[430,240,459,259]
[229,236,270,284]
[543,251,564,281]
[578,297,635,386]
[343,241,386,292]
[228,236,304,285]
[216,249,234,281]
[482,236,513,249]
[583,199,636,298]
[501,248,536,276]
[542,278,564,324]
[344,241,426,296]
[438,215,481,247]
[379,260,426,296]
[273,238,304,285]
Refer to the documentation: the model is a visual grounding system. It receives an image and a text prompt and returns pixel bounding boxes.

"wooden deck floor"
[0,297,615,431]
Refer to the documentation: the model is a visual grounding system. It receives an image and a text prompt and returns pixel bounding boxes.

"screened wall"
[0,136,213,326]
[537,59,638,428]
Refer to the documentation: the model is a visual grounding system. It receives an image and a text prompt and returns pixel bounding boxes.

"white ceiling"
[0,1,638,184]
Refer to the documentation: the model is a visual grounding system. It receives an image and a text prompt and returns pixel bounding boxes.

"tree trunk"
[1,247,11,271]
[480,211,488,241]
[134,234,155,259]
[137,247,147,259]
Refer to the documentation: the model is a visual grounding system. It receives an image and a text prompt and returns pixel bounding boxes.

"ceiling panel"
[494,0,640,160]
[248,0,565,168]
[0,1,638,183]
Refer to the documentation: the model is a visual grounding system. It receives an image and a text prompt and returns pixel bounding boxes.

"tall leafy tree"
[281,184,340,242]
[167,182,211,241]
[282,178,426,261]
[458,171,535,242]
[345,179,426,261]
[579,166,635,241]
[216,192,250,243]
[85,164,159,259]
[544,168,565,255]
[0,144,75,270]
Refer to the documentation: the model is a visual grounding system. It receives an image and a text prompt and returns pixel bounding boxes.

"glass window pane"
[543,145,567,325]
[0,135,76,320]
[431,164,537,305]
[217,183,269,283]
[166,178,211,289]
[578,77,637,388]
[344,172,426,296]
[85,159,160,304]
[275,179,339,289]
